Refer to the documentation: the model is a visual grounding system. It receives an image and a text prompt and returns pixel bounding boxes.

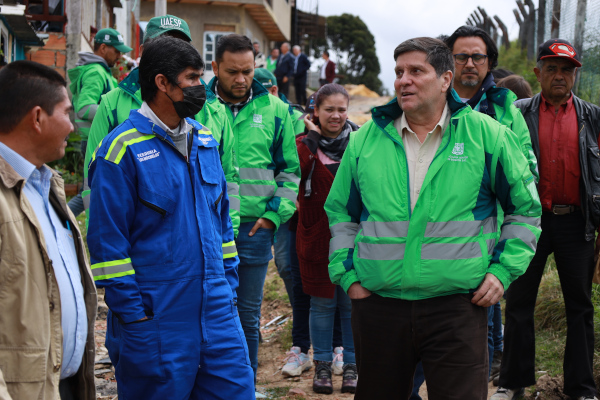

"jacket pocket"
[588,146,600,181]
[138,185,176,217]
[0,347,46,382]
[117,317,166,380]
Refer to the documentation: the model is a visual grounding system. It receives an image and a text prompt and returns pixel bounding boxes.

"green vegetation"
[531,255,600,382]
[263,386,291,399]
[497,40,540,94]
[313,13,384,95]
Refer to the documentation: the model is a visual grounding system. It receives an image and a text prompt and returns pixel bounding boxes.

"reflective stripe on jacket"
[83,69,240,236]
[325,90,542,300]
[208,78,300,231]
[87,110,238,323]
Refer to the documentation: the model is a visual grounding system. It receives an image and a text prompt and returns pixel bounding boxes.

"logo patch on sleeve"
[137,149,160,162]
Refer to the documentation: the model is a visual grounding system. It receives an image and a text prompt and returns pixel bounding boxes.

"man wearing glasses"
[444,26,537,183]
[446,22,538,374]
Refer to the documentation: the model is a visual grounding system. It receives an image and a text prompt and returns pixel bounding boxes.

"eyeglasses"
[453,53,488,65]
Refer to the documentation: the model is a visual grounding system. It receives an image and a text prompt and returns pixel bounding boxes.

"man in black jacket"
[274,42,293,97]
[292,45,311,105]
[491,39,600,400]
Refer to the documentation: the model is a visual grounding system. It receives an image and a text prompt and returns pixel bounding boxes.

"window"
[204,31,233,64]
[0,20,10,62]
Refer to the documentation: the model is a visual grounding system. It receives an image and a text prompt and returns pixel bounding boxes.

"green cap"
[144,15,192,42]
[255,68,277,88]
[95,28,133,53]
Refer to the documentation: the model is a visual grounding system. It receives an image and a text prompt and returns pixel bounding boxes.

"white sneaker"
[332,346,344,375]
[577,397,599,400]
[281,346,313,377]
[490,387,524,400]
[255,391,267,399]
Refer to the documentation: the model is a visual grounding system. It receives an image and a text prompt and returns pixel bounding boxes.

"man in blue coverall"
[87,35,254,399]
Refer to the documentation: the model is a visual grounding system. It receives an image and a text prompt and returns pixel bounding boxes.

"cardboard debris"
[344,84,380,98]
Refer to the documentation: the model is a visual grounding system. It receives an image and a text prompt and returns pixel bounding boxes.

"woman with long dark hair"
[296,83,359,394]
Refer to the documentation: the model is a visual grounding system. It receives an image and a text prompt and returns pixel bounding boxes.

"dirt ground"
[93,261,573,400]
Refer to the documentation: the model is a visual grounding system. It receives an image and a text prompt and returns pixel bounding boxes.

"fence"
[536,0,600,103]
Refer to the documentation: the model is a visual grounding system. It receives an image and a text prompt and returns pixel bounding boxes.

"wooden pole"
[525,0,536,60]
[551,0,561,38]
[538,0,546,48]
[494,16,511,49]
[573,0,587,94]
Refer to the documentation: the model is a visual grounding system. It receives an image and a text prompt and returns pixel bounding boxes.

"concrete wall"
[140,2,274,81]
[271,0,290,40]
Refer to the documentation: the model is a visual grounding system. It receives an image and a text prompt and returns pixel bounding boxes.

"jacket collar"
[128,107,201,140]
[0,154,62,191]
[207,77,269,104]
[118,67,141,97]
[466,72,496,109]
[371,89,467,131]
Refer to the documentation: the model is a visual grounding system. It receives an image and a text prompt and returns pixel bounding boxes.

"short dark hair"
[496,74,533,100]
[215,34,253,64]
[315,83,349,108]
[139,35,205,103]
[445,25,499,70]
[393,37,454,78]
[0,61,67,134]
[94,41,103,52]
[323,50,330,57]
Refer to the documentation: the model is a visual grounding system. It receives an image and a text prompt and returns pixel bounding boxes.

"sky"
[300,0,522,94]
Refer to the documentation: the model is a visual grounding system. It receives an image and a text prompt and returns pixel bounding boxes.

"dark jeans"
[289,230,343,354]
[499,211,596,398]
[236,222,274,382]
[289,230,311,354]
[274,222,294,306]
[352,293,488,400]
[59,377,76,400]
[294,75,307,106]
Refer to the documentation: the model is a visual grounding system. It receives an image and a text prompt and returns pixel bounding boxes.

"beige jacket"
[0,155,97,400]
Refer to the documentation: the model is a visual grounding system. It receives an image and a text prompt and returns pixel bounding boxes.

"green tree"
[316,13,383,94]
[497,40,540,94]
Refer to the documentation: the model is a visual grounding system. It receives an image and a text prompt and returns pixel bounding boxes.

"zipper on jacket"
[214,191,223,209]
[139,198,167,218]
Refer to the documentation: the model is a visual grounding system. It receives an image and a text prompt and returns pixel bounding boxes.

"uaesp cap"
[254,68,277,88]
[145,15,192,42]
[94,28,133,53]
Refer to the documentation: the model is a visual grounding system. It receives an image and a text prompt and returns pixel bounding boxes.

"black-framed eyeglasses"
[453,53,488,65]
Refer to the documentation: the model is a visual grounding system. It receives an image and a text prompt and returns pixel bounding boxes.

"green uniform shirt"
[68,56,118,139]
[84,68,240,235]
[209,77,300,231]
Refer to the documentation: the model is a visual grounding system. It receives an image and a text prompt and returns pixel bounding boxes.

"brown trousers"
[351,293,488,400]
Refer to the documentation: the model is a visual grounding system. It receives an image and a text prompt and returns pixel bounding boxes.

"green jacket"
[325,91,542,300]
[83,68,240,235]
[478,86,539,183]
[208,77,300,231]
[279,93,307,135]
[68,53,117,139]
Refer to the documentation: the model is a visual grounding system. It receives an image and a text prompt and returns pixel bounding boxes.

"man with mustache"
[0,61,97,400]
[492,39,600,400]
[325,36,541,399]
[408,27,540,397]
[208,34,300,397]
